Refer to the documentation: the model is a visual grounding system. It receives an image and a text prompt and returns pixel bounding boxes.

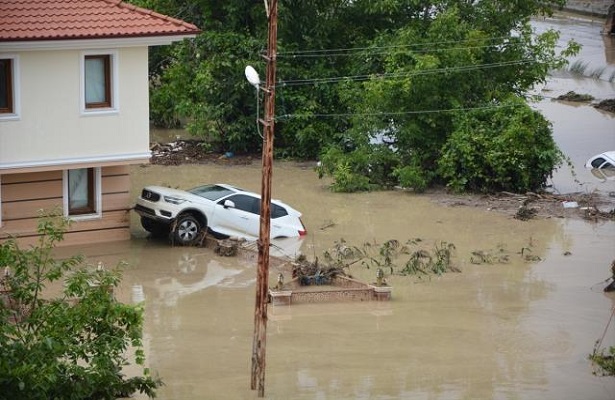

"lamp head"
[245,65,260,89]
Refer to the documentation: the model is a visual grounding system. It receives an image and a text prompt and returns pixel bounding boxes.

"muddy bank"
[596,98,615,112]
[425,188,615,222]
[555,92,615,113]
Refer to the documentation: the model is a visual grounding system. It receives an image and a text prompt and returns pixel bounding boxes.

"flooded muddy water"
[67,161,614,400]
[57,14,615,400]
[532,15,615,195]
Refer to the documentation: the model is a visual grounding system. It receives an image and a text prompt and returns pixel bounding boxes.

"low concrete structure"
[269,275,392,306]
[564,0,612,17]
[563,0,615,34]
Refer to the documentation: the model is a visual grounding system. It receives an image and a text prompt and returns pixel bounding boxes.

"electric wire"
[275,36,515,57]
[276,102,521,120]
[596,306,615,352]
[276,59,537,87]
[277,44,514,58]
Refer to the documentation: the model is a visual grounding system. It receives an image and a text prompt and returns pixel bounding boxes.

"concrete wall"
[0,47,150,171]
[564,0,613,17]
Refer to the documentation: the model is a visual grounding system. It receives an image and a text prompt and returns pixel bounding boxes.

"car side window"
[271,204,288,219]
[590,157,606,169]
[223,194,258,214]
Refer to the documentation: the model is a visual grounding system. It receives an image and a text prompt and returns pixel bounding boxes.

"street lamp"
[245,66,262,138]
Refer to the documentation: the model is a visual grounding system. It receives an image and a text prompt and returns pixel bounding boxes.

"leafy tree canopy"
[131,0,579,192]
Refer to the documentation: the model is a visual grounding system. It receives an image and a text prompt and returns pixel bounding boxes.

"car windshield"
[188,185,235,201]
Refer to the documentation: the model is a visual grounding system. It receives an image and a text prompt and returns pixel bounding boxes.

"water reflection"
[604,34,615,64]
[590,167,615,181]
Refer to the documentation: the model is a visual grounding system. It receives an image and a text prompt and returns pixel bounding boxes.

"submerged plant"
[568,60,588,76]
[589,66,606,80]
[591,344,615,376]
[317,238,459,280]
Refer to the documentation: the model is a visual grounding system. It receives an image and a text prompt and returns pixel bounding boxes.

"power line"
[275,36,515,57]
[276,59,537,87]
[276,102,521,120]
[277,44,515,59]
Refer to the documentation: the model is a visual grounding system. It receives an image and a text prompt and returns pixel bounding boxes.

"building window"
[0,58,14,114]
[66,168,99,216]
[85,55,111,108]
[81,51,117,113]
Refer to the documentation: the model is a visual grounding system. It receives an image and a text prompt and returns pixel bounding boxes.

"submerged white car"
[135,183,307,245]
[585,151,615,170]
[585,151,615,181]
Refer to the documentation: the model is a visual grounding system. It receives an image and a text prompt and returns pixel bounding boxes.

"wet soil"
[595,98,615,113]
[150,140,256,166]
[554,92,615,113]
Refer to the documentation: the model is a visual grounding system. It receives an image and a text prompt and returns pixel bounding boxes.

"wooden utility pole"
[251,0,278,397]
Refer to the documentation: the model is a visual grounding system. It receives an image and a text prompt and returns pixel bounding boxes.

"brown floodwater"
[61,161,614,400]
[54,14,615,400]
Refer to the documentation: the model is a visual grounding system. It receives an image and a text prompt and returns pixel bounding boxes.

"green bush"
[318,146,371,192]
[393,165,429,193]
[0,215,161,400]
[317,142,401,192]
[438,97,562,193]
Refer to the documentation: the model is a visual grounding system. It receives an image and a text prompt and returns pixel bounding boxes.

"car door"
[212,194,260,238]
[247,199,292,238]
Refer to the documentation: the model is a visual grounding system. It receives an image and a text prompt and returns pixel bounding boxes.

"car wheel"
[141,217,169,237]
[172,214,202,245]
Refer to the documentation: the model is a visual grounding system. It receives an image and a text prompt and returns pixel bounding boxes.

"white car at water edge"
[585,151,615,181]
[134,183,307,245]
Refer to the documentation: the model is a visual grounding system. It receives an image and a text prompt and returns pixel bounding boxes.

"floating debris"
[556,91,594,102]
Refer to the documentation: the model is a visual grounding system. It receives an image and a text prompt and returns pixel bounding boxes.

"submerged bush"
[590,345,615,376]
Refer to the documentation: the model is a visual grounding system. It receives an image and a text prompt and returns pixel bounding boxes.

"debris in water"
[604,260,615,293]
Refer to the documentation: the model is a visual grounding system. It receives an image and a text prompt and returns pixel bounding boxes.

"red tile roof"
[0,0,200,42]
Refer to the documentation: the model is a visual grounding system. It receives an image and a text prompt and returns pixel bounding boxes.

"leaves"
[0,215,161,399]
[133,0,577,192]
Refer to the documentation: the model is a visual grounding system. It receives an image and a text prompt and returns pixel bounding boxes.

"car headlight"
[163,195,187,205]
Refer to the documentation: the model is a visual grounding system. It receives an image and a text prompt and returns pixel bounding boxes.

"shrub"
[393,165,429,192]
[438,97,562,193]
[0,215,161,400]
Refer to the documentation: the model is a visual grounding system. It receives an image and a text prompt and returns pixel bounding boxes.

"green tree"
[133,0,578,192]
[317,2,577,191]
[0,215,161,400]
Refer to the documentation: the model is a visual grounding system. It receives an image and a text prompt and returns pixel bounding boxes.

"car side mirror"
[223,199,236,209]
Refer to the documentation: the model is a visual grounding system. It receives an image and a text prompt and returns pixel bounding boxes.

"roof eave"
[0,33,198,52]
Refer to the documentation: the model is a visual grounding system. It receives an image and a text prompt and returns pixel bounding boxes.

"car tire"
[141,217,170,238]
[172,214,203,245]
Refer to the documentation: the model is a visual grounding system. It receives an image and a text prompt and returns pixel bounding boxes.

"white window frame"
[0,54,21,121]
[80,50,119,116]
[63,167,102,220]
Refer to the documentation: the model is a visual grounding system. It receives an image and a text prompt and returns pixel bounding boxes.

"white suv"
[135,183,307,245]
